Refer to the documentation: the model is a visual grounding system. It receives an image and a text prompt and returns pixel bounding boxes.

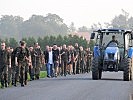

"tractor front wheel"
[92,58,101,80]
[123,58,132,81]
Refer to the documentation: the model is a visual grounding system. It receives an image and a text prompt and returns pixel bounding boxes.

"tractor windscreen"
[102,32,123,47]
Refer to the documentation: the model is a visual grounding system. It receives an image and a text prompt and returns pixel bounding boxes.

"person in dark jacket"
[60,44,68,76]
[52,44,59,77]
[45,47,56,78]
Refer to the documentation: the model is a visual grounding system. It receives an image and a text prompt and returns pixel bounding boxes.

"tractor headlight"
[104,53,108,59]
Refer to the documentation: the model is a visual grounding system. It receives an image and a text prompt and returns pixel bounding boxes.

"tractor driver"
[107,35,119,47]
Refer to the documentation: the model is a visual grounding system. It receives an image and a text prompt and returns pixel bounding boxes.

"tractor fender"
[128,47,133,58]
[94,46,100,58]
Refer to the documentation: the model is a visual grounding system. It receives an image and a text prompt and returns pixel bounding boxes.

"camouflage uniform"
[34,47,43,79]
[15,44,30,87]
[29,48,37,80]
[7,48,12,85]
[86,49,92,73]
[11,49,16,85]
[74,47,80,74]
[79,49,86,73]
[67,49,74,75]
[60,48,68,76]
[0,49,11,88]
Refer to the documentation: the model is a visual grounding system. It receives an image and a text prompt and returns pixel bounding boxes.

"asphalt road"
[0,72,133,100]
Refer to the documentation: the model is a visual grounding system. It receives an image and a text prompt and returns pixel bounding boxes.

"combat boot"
[14,80,17,87]
[1,82,4,89]
[36,74,40,80]
[24,80,28,85]
[5,82,8,88]
[21,84,24,87]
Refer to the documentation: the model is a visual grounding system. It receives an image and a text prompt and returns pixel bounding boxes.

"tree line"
[1,35,94,51]
[1,9,133,41]
[0,13,68,40]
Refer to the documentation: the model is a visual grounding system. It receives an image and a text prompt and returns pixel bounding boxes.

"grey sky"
[0,0,133,28]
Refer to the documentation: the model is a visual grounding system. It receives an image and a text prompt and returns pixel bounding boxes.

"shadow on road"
[38,77,124,82]
[100,78,123,81]
[40,77,92,81]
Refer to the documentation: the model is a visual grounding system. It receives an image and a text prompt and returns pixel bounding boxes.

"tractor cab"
[90,29,133,81]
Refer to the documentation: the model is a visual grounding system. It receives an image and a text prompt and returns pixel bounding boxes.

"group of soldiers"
[44,43,92,77]
[0,41,92,89]
[0,41,44,88]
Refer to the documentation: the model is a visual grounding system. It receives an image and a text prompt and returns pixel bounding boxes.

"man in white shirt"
[45,47,55,78]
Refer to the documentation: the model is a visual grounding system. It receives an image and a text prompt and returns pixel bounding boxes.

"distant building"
[71,32,90,43]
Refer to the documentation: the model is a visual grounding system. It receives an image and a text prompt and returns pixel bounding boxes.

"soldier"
[6,46,12,86]
[74,43,80,74]
[58,46,62,76]
[79,46,86,73]
[52,44,59,77]
[34,43,44,80]
[60,44,68,76]
[44,45,49,75]
[85,47,92,73]
[0,42,11,88]
[15,41,31,87]
[29,46,34,81]
[10,47,16,85]
[67,45,74,75]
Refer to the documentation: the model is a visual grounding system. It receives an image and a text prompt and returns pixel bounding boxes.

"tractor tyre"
[123,58,132,81]
[92,58,100,80]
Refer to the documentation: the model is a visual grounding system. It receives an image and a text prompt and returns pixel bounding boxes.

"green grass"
[28,71,47,80]
[40,71,47,78]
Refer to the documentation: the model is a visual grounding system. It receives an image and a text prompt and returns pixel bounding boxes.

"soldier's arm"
[8,52,11,68]
[15,57,18,66]
[28,55,31,63]
[27,48,32,63]
[14,47,20,66]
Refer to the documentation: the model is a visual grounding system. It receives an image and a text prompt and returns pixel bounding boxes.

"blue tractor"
[90,29,133,81]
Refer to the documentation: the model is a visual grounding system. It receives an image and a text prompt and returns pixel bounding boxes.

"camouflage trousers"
[15,61,27,85]
[8,65,12,85]
[0,65,8,87]
[32,61,42,79]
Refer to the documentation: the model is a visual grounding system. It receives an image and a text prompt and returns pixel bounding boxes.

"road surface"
[0,72,133,100]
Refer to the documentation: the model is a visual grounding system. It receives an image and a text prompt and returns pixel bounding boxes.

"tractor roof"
[94,29,125,33]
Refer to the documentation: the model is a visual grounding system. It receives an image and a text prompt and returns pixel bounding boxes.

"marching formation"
[0,41,92,88]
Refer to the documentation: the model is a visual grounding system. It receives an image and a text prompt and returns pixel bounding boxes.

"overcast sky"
[0,0,133,28]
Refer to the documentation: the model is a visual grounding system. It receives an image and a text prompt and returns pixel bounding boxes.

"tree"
[89,40,95,51]
[21,15,46,38]
[55,35,63,46]
[27,37,36,46]
[9,38,18,48]
[0,14,69,40]
[128,17,133,29]
[111,14,127,29]
[0,15,23,39]
[78,26,89,32]
[44,13,68,35]
[49,36,56,46]
[69,22,76,33]
[110,9,130,29]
